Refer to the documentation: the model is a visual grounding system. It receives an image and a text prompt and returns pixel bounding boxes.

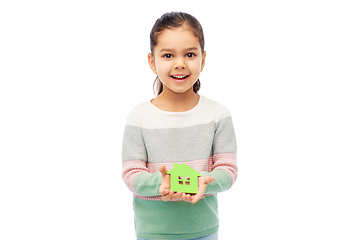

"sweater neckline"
[148,95,204,115]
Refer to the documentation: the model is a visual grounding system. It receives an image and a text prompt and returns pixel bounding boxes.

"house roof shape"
[166,163,202,177]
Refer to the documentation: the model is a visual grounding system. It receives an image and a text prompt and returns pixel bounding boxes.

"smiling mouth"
[171,75,189,81]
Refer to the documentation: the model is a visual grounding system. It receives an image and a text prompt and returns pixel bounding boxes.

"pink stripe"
[212,153,237,187]
[147,158,213,174]
[122,160,149,195]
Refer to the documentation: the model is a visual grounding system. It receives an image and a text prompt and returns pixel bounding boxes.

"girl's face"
[148,25,206,95]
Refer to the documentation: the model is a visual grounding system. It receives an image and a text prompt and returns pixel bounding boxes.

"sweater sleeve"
[202,106,237,194]
[122,108,162,197]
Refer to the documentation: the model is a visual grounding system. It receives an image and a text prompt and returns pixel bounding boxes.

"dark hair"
[150,12,205,96]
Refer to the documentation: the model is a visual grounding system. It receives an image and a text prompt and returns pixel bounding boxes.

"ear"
[148,53,157,74]
[200,51,206,72]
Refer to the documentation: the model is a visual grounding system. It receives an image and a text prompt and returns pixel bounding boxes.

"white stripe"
[125,96,231,129]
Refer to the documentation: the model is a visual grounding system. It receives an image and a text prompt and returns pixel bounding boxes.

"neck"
[155,87,200,112]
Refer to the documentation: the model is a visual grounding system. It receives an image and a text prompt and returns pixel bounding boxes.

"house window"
[179,176,183,185]
[179,176,191,186]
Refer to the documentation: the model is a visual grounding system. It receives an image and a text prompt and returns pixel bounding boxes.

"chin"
[168,86,194,94]
[170,89,190,94]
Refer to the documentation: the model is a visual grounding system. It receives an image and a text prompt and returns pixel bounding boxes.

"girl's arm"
[122,160,162,197]
[122,108,162,197]
[201,108,238,195]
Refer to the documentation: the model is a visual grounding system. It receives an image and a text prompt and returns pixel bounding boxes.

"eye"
[163,54,173,58]
[186,53,195,58]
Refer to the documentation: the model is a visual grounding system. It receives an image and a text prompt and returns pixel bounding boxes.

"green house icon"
[166,163,202,194]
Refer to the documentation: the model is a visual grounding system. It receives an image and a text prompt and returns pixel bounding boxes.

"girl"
[122,12,237,240]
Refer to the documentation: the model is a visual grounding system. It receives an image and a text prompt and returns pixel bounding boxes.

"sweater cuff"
[201,170,232,194]
[134,172,163,197]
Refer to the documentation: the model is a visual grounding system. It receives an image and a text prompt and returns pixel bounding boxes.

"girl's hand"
[190,175,215,204]
[159,165,214,203]
[159,165,170,196]
[159,165,186,201]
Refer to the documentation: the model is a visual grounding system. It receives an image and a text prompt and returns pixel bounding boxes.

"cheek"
[187,60,202,73]
[156,61,172,75]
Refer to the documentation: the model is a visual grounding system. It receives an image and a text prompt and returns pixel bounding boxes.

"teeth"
[172,75,187,79]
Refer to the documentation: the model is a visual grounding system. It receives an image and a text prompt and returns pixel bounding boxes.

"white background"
[1,0,359,239]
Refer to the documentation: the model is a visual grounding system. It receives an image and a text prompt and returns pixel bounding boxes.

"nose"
[174,57,186,69]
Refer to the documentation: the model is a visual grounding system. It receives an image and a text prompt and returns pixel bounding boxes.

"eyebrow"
[184,47,198,51]
[159,48,174,53]
[159,47,198,53]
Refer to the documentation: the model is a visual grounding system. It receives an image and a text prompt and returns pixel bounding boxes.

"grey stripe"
[122,117,236,163]
[213,116,237,155]
[143,121,214,163]
[122,125,148,162]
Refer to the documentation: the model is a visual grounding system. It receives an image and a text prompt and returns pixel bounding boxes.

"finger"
[181,192,187,199]
[171,191,182,201]
[185,196,193,202]
[165,174,171,192]
[162,191,174,201]
[162,195,169,201]
[159,187,165,195]
[192,180,207,204]
[164,174,170,185]
[182,193,193,203]
[176,192,183,201]
[159,165,168,177]
[191,193,202,204]
[159,175,169,194]
[205,176,215,184]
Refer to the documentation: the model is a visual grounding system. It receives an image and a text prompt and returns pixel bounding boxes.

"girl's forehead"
[155,27,200,51]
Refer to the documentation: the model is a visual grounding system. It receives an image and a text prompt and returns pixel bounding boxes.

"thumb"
[206,176,215,184]
[159,165,168,177]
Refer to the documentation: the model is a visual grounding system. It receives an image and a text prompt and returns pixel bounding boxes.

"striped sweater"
[122,95,237,240]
